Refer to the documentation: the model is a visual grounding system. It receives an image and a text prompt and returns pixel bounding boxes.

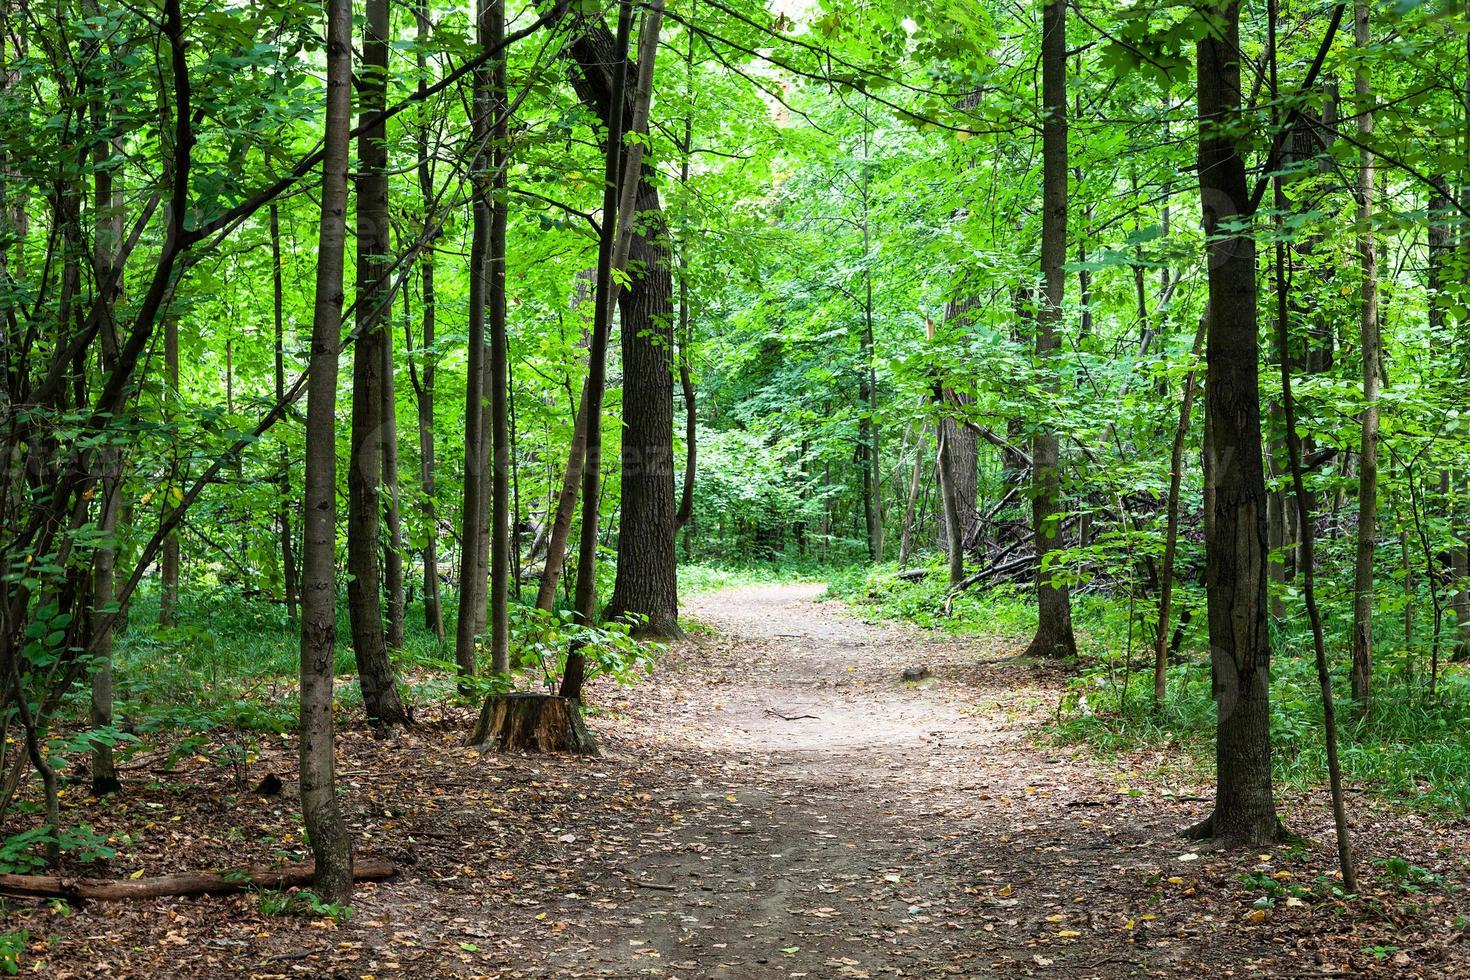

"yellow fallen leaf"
[1045,914,1065,923]
[1245,909,1267,923]
[129,868,145,880]
[995,884,1013,897]
[1167,877,1184,885]
[1058,929,1081,938]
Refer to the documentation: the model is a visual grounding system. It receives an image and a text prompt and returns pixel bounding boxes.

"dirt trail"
[392,583,1288,979]
[25,583,1447,978]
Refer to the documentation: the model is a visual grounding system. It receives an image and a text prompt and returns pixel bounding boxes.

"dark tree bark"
[1185,0,1281,847]
[567,6,681,638]
[347,0,410,724]
[298,0,356,903]
[1022,0,1077,659]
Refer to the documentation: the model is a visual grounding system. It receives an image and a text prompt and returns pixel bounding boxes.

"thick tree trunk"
[298,0,356,903]
[1023,0,1077,660]
[568,6,681,639]
[347,0,410,725]
[1349,0,1379,709]
[1186,0,1281,847]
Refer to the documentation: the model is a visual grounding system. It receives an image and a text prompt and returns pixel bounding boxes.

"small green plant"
[1375,856,1443,894]
[257,888,350,923]
[0,930,26,976]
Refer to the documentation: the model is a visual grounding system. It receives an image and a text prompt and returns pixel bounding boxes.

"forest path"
[389,582,1256,979]
[32,582,1432,977]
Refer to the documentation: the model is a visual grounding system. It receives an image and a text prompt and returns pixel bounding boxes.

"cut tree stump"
[0,858,394,902]
[469,693,598,755]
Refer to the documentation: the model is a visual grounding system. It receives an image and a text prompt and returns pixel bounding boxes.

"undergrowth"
[828,556,1470,817]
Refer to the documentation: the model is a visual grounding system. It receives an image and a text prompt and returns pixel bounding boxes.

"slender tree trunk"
[381,304,405,650]
[1186,0,1280,847]
[486,0,511,674]
[299,0,355,903]
[934,425,964,587]
[537,385,589,611]
[898,425,929,568]
[561,1,634,700]
[935,289,980,555]
[1153,315,1206,712]
[160,313,180,627]
[1270,0,1356,879]
[1023,0,1077,660]
[675,24,697,533]
[1349,0,1379,709]
[856,111,884,563]
[347,0,409,724]
[88,60,124,793]
[270,204,298,622]
[410,0,443,644]
[454,0,493,678]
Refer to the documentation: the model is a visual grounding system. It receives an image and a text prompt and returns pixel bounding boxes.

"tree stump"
[469,693,598,755]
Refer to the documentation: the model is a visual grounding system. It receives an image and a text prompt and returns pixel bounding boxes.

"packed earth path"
[18,584,1469,978]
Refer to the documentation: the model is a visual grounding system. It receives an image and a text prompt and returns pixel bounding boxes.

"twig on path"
[632,880,678,891]
[764,708,819,721]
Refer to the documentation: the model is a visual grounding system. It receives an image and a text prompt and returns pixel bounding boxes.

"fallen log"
[0,858,395,902]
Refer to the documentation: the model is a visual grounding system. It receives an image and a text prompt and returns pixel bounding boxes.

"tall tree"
[570,4,682,638]
[487,0,511,674]
[347,0,410,723]
[560,0,634,700]
[455,0,493,678]
[409,0,444,642]
[1185,0,1281,846]
[299,0,356,903]
[1350,0,1379,709]
[270,203,298,622]
[1022,0,1077,659]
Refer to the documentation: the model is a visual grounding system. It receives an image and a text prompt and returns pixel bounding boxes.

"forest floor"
[8,583,1470,978]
